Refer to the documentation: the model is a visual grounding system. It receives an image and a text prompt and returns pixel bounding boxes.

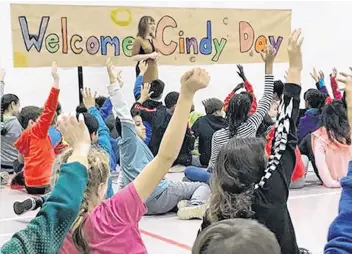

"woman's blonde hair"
[54,147,110,254]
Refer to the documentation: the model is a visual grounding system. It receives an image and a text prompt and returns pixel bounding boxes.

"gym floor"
[0,170,340,254]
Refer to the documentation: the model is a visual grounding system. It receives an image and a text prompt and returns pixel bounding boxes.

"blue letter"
[200,21,212,55]
[19,16,49,52]
[100,36,120,56]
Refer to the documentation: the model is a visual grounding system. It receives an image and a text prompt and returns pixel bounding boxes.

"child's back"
[15,125,55,187]
[14,84,60,188]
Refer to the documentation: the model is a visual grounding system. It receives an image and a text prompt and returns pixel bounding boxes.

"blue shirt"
[119,122,169,202]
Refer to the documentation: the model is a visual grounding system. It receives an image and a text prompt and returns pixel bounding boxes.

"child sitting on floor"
[10,62,60,194]
[54,64,210,254]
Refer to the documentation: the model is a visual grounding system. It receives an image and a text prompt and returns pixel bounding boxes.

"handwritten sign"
[10,4,291,67]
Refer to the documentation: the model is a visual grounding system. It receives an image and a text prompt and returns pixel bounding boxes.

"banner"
[10,4,291,67]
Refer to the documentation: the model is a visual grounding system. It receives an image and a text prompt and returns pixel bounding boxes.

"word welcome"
[19,16,284,63]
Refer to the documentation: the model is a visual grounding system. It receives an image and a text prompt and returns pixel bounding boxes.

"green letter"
[45,33,59,53]
[122,36,135,57]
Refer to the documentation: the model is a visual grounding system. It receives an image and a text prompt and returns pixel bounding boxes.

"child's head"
[150,79,165,101]
[304,89,325,110]
[273,80,284,101]
[1,94,21,135]
[226,93,252,137]
[208,137,266,222]
[56,102,62,116]
[18,106,42,129]
[202,98,224,117]
[76,103,88,114]
[131,109,146,141]
[95,96,107,109]
[192,218,281,254]
[54,147,110,253]
[1,94,20,117]
[79,113,99,143]
[165,92,179,113]
[320,100,351,145]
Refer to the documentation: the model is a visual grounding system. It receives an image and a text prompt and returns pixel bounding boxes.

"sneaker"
[0,172,9,185]
[169,165,186,173]
[299,248,312,254]
[177,204,207,220]
[177,200,190,209]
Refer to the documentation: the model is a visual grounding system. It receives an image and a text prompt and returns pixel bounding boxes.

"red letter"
[239,21,254,53]
[155,15,177,56]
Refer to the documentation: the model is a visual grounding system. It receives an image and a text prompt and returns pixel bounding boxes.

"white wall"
[1,0,351,113]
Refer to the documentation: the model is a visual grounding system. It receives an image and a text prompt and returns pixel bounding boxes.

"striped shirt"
[208,74,274,170]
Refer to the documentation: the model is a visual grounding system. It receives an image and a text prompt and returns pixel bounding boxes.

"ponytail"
[1,94,19,136]
[71,199,90,254]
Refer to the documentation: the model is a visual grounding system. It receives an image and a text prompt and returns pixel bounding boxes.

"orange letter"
[61,17,68,54]
[239,21,254,53]
[255,35,267,53]
[155,15,177,56]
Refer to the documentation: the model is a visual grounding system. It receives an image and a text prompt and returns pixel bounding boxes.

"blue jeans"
[184,166,211,184]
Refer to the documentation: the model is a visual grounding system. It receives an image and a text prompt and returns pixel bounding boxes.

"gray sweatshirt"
[1,116,22,171]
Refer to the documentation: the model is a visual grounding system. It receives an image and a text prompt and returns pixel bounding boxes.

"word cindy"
[155,16,227,62]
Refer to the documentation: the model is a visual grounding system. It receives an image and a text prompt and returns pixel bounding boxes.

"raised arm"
[133,68,210,201]
[237,64,257,114]
[330,68,343,100]
[134,61,148,100]
[0,115,90,254]
[246,46,276,129]
[100,97,113,121]
[31,62,60,138]
[81,88,112,155]
[255,29,303,202]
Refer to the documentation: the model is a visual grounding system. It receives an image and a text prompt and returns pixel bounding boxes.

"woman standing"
[132,16,159,83]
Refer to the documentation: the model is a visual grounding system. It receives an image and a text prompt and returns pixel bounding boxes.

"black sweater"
[192,115,227,167]
[201,83,302,254]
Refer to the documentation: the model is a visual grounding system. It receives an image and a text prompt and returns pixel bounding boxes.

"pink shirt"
[60,183,147,254]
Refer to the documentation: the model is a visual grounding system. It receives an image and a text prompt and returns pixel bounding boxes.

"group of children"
[0,27,352,254]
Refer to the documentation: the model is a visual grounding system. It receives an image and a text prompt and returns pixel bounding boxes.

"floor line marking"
[289,191,340,200]
[140,229,192,251]
[0,216,34,222]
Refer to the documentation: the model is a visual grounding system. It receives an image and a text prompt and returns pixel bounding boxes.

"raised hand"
[140,83,154,102]
[57,114,91,164]
[180,68,210,96]
[139,60,149,75]
[287,29,303,84]
[106,58,124,87]
[81,87,97,109]
[233,82,244,93]
[319,71,325,80]
[0,69,6,83]
[287,29,303,72]
[260,44,277,64]
[331,68,337,78]
[310,68,319,82]
[236,64,247,82]
[51,61,59,89]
